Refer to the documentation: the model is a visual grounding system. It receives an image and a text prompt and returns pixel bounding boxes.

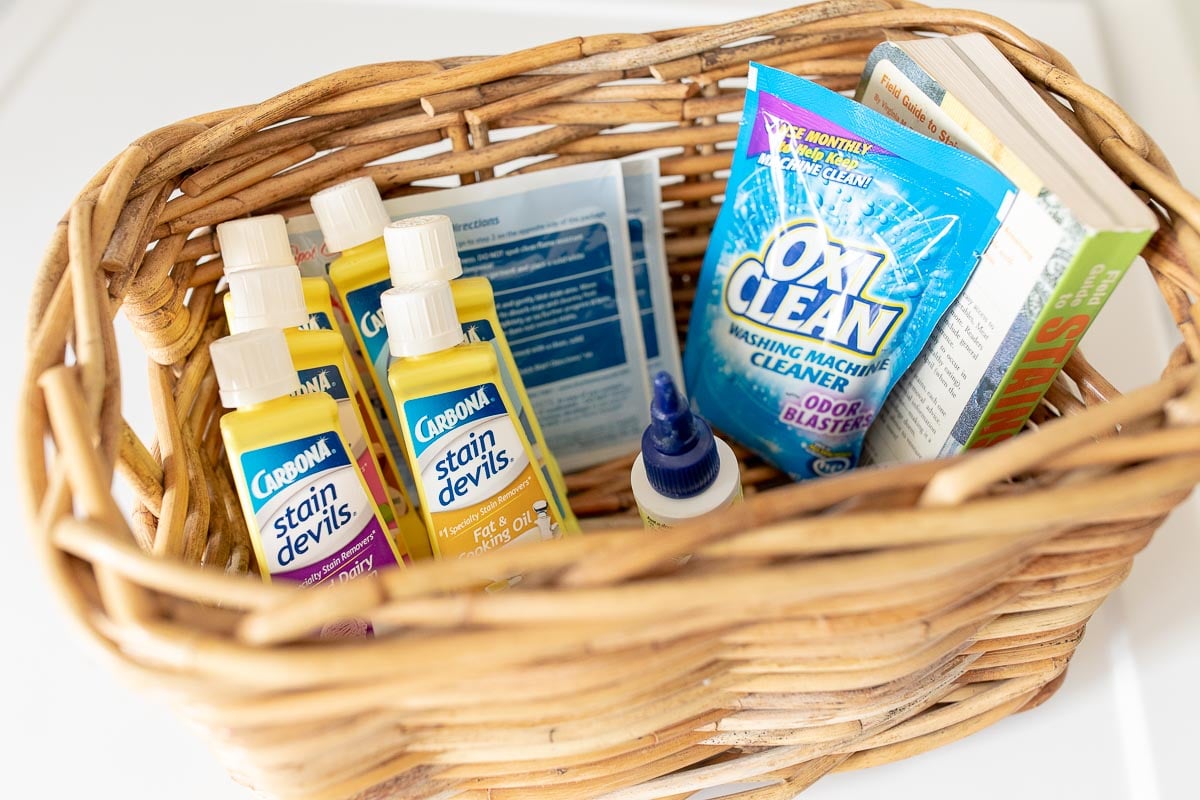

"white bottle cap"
[384,215,463,285]
[310,177,392,252]
[210,329,300,408]
[380,282,464,358]
[216,215,296,273]
[226,265,309,334]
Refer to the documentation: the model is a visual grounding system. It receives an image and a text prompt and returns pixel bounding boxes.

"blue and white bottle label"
[240,431,397,586]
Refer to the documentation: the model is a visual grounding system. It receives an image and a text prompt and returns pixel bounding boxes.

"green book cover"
[964,229,1151,448]
[856,38,1156,463]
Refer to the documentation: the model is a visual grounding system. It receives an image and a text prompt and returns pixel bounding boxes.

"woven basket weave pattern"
[20,1,1200,798]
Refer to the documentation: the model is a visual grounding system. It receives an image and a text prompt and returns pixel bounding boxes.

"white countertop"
[2,1,1197,798]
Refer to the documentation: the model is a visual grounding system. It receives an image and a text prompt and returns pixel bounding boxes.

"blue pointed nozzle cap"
[641,372,720,499]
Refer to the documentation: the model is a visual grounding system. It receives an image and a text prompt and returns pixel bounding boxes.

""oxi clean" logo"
[724,221,904,357]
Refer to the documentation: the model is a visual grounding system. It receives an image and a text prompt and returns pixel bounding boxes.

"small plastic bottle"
[383,214,577,532]
[310,179,577,533]
[381,281,566,559]
[211,328,404,585]
[630,372,742,528]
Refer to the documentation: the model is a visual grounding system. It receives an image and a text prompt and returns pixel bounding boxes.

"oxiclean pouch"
[684,63,1015,480]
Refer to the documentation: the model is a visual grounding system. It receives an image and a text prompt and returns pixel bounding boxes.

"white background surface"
[2,1,1198,798]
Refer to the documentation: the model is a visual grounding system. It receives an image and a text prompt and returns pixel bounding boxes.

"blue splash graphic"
[684,64,1014,480]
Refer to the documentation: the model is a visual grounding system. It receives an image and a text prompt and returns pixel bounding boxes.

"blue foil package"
[684,63,1015,480]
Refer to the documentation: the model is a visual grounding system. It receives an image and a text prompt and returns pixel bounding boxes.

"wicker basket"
[21,1,1200,797]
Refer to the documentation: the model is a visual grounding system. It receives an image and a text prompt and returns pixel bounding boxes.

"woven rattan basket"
[20,1,1200,797]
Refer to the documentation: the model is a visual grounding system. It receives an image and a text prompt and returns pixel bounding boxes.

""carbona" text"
[252,437,334,499]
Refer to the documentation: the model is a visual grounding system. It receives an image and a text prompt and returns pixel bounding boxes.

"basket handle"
[919,364,1200,507]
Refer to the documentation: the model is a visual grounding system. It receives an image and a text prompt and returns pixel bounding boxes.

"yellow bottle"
[217,217,431,560]
[381,282,567,559]
[309,179,577,531]
[383,215,578,532]
[309,183,419,507]
[211,328,405,585]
